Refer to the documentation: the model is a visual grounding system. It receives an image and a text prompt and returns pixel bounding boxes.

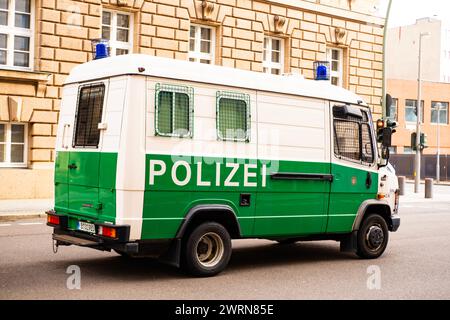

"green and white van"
[47,54,400,276]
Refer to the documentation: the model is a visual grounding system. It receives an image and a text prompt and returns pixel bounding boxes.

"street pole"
[415,32,430,193]
[436,102,441,183]
[382,0,393,119]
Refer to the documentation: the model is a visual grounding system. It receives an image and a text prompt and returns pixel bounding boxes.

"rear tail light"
[47,214,60,226]
[98,226,117,239]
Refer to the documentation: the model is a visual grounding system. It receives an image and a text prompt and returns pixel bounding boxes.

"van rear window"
[73,84,105,148]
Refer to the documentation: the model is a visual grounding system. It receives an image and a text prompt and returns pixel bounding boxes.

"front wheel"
[356,214,389,259]
[182,222,232,277]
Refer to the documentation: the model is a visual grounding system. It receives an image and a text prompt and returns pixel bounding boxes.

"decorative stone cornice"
[201,1,215,21]
[0,69,50,98]
[274,15,286,34]
[335,27,347,45]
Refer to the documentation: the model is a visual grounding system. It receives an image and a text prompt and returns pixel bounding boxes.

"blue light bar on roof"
[91,39,110,60]
[314,61,330,81]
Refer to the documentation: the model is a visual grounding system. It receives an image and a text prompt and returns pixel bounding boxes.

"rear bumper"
[46,211,137,254]
[46,211,174,258]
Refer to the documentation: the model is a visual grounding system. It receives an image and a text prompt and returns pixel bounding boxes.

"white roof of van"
[65,54,367,106]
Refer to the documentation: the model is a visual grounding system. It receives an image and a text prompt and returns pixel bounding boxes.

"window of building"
[73,84,105,148]
[216,91,250,142]
[405,99,424,123]
[101,10,133,56]
[431,101,449,124]
[0,0,33,69]
[0,122,27,167]
[189,24,214,64]
[333,107,375,165]
[389,146,397,154]
[263,37,284,75]
[327,48,343,87]
[387,98,398,121]
[403,147,414,154]
[155,83,194,138]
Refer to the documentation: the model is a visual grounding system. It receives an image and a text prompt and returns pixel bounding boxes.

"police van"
[47,53,400,276]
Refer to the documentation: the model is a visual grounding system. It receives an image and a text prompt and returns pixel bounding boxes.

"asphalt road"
[1,190,449,300]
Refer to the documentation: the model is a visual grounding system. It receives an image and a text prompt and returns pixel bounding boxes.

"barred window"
[333,106,375,164]
[73,84,105,148]
[155,83,193,138]
[217,91,250,142]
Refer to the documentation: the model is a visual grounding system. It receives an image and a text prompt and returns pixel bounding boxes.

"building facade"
[387,18,450,83]
[388,79,450,156]
[0,0,386,199]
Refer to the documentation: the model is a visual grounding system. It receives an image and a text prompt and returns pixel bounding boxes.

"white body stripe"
[115,76,146,240]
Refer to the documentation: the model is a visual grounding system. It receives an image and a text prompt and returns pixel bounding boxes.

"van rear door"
[67,81,108,220]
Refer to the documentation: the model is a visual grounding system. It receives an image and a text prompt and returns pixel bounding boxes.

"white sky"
[388,0,450,28]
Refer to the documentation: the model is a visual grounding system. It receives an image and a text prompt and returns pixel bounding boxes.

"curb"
[0,212,47,222]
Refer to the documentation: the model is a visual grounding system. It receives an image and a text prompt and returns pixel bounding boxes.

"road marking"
[18,222,44,226]
[0,224,12,227]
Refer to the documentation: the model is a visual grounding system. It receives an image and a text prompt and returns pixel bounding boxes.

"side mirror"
[382,127,393,148]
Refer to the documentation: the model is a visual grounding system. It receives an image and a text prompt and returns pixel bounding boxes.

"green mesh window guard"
[155,83,194,138]
[216,91,251,142]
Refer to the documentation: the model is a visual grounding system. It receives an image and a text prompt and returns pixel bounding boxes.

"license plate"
[78,221,96,234]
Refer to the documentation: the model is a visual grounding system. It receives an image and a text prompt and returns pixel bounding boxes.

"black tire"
[182,222,232,277]
[114,249,131,258]
[356,214,389,259]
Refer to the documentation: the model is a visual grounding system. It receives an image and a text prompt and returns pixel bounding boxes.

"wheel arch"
[353,200,394,232]
[176,204,242,239]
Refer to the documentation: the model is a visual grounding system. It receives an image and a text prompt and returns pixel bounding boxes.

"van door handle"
[366,172,372,189]
[61,124,70,149]
[68,164,78,170]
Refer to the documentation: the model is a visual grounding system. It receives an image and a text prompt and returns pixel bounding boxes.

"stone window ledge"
[0,69,51,98]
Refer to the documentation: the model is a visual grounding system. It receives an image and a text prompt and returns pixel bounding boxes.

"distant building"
[387,17,450,83]
[388,79,450,155]
[386,17,450,161]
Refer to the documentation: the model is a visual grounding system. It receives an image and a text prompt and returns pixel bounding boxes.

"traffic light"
[420,133,428,150]
[376,119,385,143]
[411,132,428,151]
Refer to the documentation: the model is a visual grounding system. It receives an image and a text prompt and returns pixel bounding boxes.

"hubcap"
[366,225,384,251]
[195,232,224,268]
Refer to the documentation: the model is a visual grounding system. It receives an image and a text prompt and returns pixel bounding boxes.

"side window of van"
[73,84,105,148]
[216,91,250,142]
[333,107,375,165]
[155,84,194,138]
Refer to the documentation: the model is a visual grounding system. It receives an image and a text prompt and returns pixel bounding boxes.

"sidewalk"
[0,198,53,221]
[400,182,450,203]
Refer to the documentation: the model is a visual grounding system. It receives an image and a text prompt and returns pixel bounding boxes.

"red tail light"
[98,226,117,238]
[47,214,60,226]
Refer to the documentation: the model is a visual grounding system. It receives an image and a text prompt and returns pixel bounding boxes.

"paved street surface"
[1,184,449,300]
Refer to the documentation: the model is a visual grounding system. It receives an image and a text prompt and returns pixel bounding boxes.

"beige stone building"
[0,0,386,199]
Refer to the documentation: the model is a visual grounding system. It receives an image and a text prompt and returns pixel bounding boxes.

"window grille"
[155,83,194,138]
[73,84,105,148]
[216,91,250,142]
[333,107,375,165]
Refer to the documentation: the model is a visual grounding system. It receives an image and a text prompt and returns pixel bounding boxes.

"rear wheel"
[182,222,232,277]
[113,249,131,258]
[356,214,389,259]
